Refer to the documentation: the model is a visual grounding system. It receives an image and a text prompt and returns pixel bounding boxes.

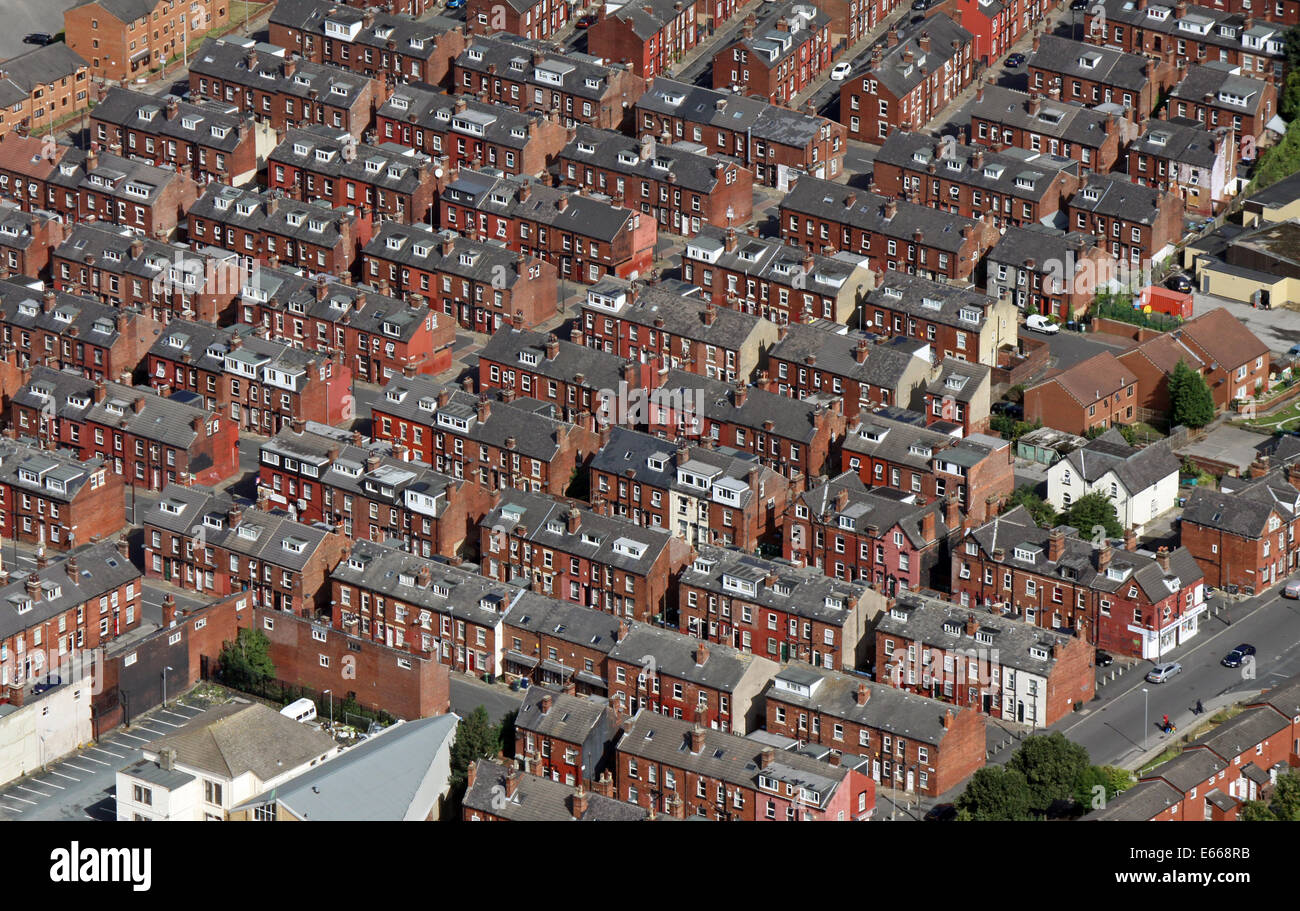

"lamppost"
[1142,686,1149,751]
[162,665,173,707]
[323,688,334,728]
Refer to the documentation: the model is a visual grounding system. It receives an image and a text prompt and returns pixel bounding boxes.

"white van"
[281,698,317,724]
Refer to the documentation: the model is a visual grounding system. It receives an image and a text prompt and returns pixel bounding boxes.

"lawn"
[1238,399,1300,433]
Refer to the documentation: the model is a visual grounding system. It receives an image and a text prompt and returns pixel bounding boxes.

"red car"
[577,13,598,27]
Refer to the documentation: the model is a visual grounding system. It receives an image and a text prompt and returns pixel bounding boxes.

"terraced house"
[0,541,143,690]
[500,591,623,692]
[985,224,1119,320]
[440,170,657,283]
[375,87,569,178]
[587,0,700,81]
[90,88,273,186]
[679,545,879,670]
[0,42,91,135]
[0,203,68,280]
[237,268,456,382]
[369,378,600,497]
[922,358,993,437]
[965,85,1128,174]
[579,277,779,384]
[1163,62,1277,148]
[10,366,239,489]
[635,78,846,189]
[0,279,162,381]
[259,424,485,560]
[1125,116,1236,217]
[453,34,646,131]
[514,687,616,785]
[1067,172,1186,267]
[589,425,791,550]
[1028,34,1178,117]
[187,184,372,275]
[468,0,569,41]
[712,3,833,105]
[189,37,381,139]
[269,0,468,87]
[142,483,347,617]
[556,129,754,238]
[682,226,874,325]
[330,539,523,675]
[267,126,441,225]
[144,320,354,436]
[362,224,558,332]
[0,438,125,550]
[861,272,1018,367]
[480,489,693,623]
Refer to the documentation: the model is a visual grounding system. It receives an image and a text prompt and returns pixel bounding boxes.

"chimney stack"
[689,726,706,753]
[1047,526,1065,563]
[856,682,869,706]
[1156,546,1171,574]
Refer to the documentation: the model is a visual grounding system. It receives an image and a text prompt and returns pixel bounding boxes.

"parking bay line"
[75,755,110,767]
[36,777,68,787]
[3,794,36,805]
[15,785,52,798]
[114,732,151,743]
[61,762,96,774]
[89,747,125,759]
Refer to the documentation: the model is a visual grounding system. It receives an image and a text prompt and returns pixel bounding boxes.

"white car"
[830,62,854,81]
[1025,314,1059,334]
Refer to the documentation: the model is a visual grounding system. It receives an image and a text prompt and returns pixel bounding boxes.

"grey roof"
[781,176,982,253]
[478,325,632,391]
[145,700,337,781]
[1129,116,1224,169]
[727,2,831,70]
[190,38,369,108]
[1085,777,1181,819]
[1087,0,1283,61]
[12,366,216,451]
[798,470,950,549]
[865,272,999,331]
[443,169,633,242]
[189,183,354,247]
[562,127,737,194]
[462,759,650,820]
[1249,676,1300,720]
[1168,63,1270,115]
[141,483,336,573]
[966,506,1203,604]
[484,489,679,576]
[0,42,87,109]
[965,84,1116,146]
[1243,170,1300,210]
[378,85,552,153]
[270,126,432,193]
[1029,35,1155,93]
[866,14,973,99]
[582,277,773,351]
[1060,429,1180,495]
[606,0,692,40]
[875,131,1079,201]
[516,687,609,741]
[331,539,522,629]
[54,221,242,292]
[251,266,437,344]
[617,709,851,802]
[1190,705,1291,761]
[924,358,990,404]
[0,437,110,507]
[120,758,195,791]
[456,33,629,101]
[150,320,323,393]
[764,664,968,746]
[988,223,1100,271]
[842,412,1007,475]
[0,202,54,252]
[80,0,163,22]
[685,225,871,296]
[269,0,458,60]
[0,541,140,642]
[637,77,829,150]
[501,592,623,666]
[47,145,180,206]
[608,621,769,692]
[92,87,251,153]
[1069,172,1169,224]
[682,544,870,625]
[875,589,1078,676]
[232,715,458,821]
[657,369,831,443]
[1182,465,1300,539]
[0,277,129,348]
[362,223,529,289]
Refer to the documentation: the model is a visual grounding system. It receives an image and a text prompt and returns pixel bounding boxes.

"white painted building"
[1046,429,1180,534]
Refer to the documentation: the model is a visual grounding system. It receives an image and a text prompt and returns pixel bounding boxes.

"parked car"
[32,674,61,694]
[445,0,465,8]
[23,33,55,45]
[830,62,854,80]
[1070,0,1090,8]
[1005,53,1026,68]
[923,803,957,821]
[1165,272,1194,293]
[911,0,938,9]
[1095,649,1114,667]
[1025,313,1059,334]
[1221,644,1256,668]
[576,12,598,27]
[1285,580,1300,599]
[1146,662,1182,683]
[990,401,1023,420]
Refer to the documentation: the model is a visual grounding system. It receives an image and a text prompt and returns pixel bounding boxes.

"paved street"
[1049,587,1300,769]
[450,674,522,725]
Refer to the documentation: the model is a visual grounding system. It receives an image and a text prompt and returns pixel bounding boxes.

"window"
[205,780,223,806]
[133,785,153,806]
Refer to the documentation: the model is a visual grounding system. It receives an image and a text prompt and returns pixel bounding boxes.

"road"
[450,674,521,725]
[0,700,215,821]
[1051,587,1300,769]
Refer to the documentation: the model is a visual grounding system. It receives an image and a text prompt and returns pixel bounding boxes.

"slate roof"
[141,482,337,572]
[987,223,1100,272]
[924,358,990,404]
[0,436,110,507]
[190,38,370,109]
[636,77,829,149]
[378,84,553,152]
[501,592,624,670]
[92,87,251,153]
[768,323,926,391]
[250,266,437,343]
[682,544,870,625]
[462,758,650,820]
[189,183,354,247]
[456,33,630,101]
[1060,428,1180,496]
[0,42,87,109]
[331,539,522,629]
[269,125,433,193]
[657,369,831,443]
[1130,116,1224,168]
[48,145,181,206]
[764,664,968,747]
[362,223,529,289]
[562,126,737,193]
[875,589,1078,676]
[80,0,163,23]
[1191,705,1290,761]
[269,0,459,59]
[685,225,871,296]
[1168,62,1270,115]
[867,14,973,99]
[781,176,982,253]
[875,131,1079,202]
[1182,466,1300,539]
[965,84,1116,146]
[54,221,242,293]
[1029,34,1155,92]
[442,169,634,242]
[582,276,774,351]
[1249,676,1300,719]
[608,620,774,692]
[1070,172,1170,224]
[0,540,140,642]
[1084,777,1181,819]
[727,2,831,71]
[0,277,129,347]
[151,320,325,393]
[516,686,610,742]
[231,714,458,821]
[13,365,216,451]
[144,700,337,781]
[478,325,632,391]
[797,470,950,549]
[0,202,50,251]
[1087,0,1283,60]
[864,272,999,331]
[606,0,691,41]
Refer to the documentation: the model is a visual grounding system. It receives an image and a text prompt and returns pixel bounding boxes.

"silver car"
[1146,662,1182,684]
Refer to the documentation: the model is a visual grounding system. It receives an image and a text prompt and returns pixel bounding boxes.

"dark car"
[1221,644,1256,668]
[1070,0,1090,9]
[1165,272,1194,293]
[23,33,55,45]
[991,401,1024,420]
[911,0,937,10]
[1095,649,1113,667]
[924,803,957,822]
[1005,53,1026,67]
[32,674,61,694]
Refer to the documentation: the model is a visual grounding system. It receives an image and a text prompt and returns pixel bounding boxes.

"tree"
[1008,732,1093,814]
[450,705,503,789]
[1169,360,1215,428]
[1241,769,1300,820]
[1282,70,1300,123]
[1058,490,1124,540]
[1007,484,1057,528]
[1074,764,1135,811]
[217,628,275,690]
[955,766,1033,821]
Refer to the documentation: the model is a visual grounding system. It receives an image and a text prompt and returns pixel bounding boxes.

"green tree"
[1281,70,1300,123]
[1284,23,1300,71]
[1074,764,1135,811]
[1241,769,1300,820]
[1007,485,1057,528]
[955,766,1034,821]
[1008,732,1093,814]
[450,705,503,792]
[217,628,275,690]
[1058,490,1124,539]
[1169,360,1216,428]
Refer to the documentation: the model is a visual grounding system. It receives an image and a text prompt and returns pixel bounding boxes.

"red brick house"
[1023,350,1138,436]
[985,225,1120,320]
[468,0,568,40]
[462,759,650,820]
[1068,171,1186,269]
[1126,117,1237,218]
[0,438,126,551]
[587,0,701,81]
[64,0,228,82]
[954,0,1046,64]
[1028,34,1178,118]
[0,203,69,280]
[860,272,1018,367]
[967,85,1128,174]
[874,589,1097,727]
[712,4,832,105]
[763,664,986,797]
[441,170,657,283]
[515,686,616,785]
[500,591,623,693]
[951,509,1208,658]
[1164,63,1278,151]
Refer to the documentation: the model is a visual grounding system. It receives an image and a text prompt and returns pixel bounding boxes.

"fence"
[1092,298,1184,333]
[234,674,397,730]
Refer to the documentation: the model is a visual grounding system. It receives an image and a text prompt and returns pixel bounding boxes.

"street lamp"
[1142,686,1149,751]
[323,689,333,728]
[162,665,174,707]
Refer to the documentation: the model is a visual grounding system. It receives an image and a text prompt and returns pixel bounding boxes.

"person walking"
[1196,699,1204,715]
